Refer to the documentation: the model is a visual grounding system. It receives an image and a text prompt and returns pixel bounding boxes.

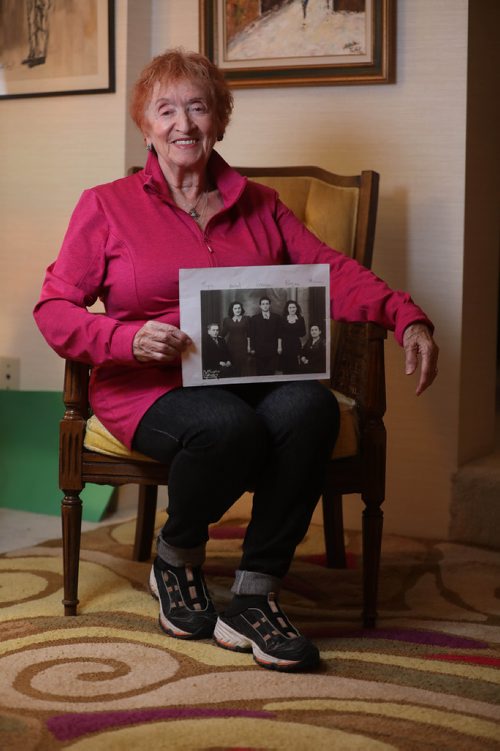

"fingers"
[403,323,439,396]
[133,321,192,363]
[415,354,439,395]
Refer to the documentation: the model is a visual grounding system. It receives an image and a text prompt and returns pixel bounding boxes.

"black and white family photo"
[179,265,330,386]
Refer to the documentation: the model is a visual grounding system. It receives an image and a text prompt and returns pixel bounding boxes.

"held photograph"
[180,264,330,386]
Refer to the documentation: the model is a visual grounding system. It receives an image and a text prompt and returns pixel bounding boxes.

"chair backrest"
[236,166,379,269]
[128,164,379,269]
[235,166,380,391]
[126,163,381,402]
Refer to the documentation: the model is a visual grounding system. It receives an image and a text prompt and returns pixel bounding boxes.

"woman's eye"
[189,103,207,114]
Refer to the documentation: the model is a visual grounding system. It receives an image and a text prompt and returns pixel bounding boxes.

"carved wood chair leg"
[361,502,384,628]
[133,485,158,562]
[61,492,82,616]
[322,491,347,568]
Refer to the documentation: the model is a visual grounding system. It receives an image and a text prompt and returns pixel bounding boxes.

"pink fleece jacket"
[34,151,433,448]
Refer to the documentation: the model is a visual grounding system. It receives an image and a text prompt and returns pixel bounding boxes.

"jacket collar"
[141,149,247,210]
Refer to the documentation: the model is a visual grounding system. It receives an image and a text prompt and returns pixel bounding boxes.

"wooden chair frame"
[60,363,168,616]
[240,167,386,627]
[59,165,385,627]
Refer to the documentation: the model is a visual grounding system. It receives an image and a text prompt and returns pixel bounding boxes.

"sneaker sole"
[213,617,320,672]
[149,567,215,640]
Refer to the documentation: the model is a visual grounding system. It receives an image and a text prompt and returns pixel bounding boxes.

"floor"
[0,486,143,554]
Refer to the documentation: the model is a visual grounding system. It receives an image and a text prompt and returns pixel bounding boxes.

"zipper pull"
[206,243,214,253]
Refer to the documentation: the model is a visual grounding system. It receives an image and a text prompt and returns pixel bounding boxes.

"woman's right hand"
[133,321,192,363]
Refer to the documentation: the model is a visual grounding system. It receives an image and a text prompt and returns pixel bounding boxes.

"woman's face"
[288,303,297,315]
[232,304,242,316]
[310,326,321,338]
[142,78,218,177]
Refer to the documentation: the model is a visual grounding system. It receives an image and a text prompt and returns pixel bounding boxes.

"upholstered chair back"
[245,174,360,256]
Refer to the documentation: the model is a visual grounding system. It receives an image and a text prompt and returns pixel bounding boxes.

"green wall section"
[0,391,114,522]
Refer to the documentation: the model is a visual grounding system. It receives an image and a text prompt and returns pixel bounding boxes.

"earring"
[146,143,153,151]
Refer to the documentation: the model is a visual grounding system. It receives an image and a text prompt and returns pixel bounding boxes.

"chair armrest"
[63,359,91,419]
[60,360,91,491]
[330,322,387,423]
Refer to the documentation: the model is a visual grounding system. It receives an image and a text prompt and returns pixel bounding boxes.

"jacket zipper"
[202,235,216,266]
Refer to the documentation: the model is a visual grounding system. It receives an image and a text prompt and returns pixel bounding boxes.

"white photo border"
[180,264,330,387]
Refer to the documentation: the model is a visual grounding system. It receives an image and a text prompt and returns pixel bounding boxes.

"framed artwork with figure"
[0,0,115,99]
[200,0,395,88]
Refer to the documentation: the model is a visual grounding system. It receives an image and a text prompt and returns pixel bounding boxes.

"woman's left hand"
[403,323,439,395]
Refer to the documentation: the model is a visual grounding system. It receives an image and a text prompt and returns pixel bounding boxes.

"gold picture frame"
[200,0,395,88]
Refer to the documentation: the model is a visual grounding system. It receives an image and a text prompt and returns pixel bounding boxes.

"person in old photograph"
[221,301,251,376]
[249,296,283,375]
[202,322,232,378]
[300,323,327,373]
[34,49,438,673]
[280,299,307,374]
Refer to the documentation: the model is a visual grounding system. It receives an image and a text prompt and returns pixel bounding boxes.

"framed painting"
[0,0,115,99]
[200,0,395,88]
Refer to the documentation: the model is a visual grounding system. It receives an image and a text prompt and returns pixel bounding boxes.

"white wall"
[0,0,131,389]
[1,0,492,540]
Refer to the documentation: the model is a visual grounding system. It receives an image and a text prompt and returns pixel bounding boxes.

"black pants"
[133,380,339,580]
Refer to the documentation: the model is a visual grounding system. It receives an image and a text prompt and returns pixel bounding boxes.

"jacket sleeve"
[33,190,141,366]
[274,198,434,345]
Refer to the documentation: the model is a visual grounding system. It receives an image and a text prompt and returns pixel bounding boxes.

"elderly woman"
[34,49,438,673]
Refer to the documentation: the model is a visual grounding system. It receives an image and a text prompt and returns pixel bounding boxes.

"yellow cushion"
[247,175,359,256]
[83,389,358,462]
[84,415,157,462]
[248,175,310,222]
[305,180,359,253]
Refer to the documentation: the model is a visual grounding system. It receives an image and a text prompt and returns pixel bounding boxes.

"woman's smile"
[172,138,198,146]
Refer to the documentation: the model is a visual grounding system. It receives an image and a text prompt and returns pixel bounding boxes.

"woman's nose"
[175,108,193,132]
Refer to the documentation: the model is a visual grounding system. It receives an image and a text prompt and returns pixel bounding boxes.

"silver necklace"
[169,184,207,220]
[188,190,208,220]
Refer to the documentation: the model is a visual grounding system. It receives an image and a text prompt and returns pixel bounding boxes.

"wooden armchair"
[59,165,385,627]
[238,167,385,628]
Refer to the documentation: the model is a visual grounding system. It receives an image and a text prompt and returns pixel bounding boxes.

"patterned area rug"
[1,500,499,751]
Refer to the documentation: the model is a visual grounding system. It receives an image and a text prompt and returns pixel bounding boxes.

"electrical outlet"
[0,357,20,390]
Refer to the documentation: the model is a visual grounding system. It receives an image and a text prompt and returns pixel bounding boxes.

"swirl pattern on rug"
[1,511,499,751]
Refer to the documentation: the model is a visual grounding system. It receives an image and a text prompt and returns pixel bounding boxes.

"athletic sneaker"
[149,557,217,640]
[213,592,320,672]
